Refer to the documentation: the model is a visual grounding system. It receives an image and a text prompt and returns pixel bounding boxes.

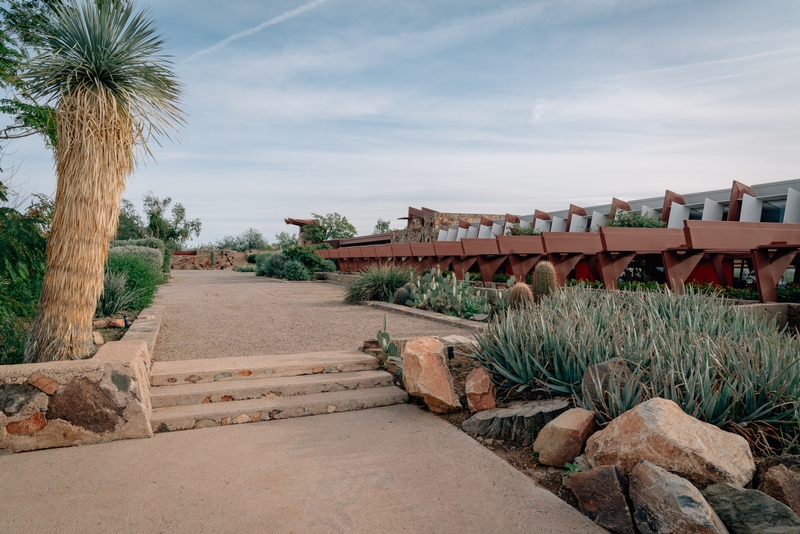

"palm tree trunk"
[25,89,133,363]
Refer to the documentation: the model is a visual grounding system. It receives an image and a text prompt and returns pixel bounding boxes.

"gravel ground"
[152,270,475,361]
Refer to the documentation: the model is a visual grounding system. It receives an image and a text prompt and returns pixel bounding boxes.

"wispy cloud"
[181,0,331,63]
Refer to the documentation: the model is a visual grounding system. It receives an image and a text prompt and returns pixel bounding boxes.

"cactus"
[532,260,558,302]
[508,282,534,310]
[393,283,412,305]
[209,249,216,269]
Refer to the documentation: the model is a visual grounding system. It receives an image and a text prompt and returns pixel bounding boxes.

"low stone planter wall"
[315,271,359,284]
[0,339,153,454]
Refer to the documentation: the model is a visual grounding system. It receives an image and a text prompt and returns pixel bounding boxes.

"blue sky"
[5,0,800,244]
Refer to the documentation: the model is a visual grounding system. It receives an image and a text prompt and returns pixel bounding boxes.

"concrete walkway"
[1,405,603,533]
[154,271,476,360]
[1,271,604,533]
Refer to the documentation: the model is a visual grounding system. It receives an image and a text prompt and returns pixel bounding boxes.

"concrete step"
[150,351,379,387]
[151,386,408,432]
[150,370,394,408]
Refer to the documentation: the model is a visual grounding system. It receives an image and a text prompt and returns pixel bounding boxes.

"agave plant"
[473,286,800,452]
[23,1,183,362]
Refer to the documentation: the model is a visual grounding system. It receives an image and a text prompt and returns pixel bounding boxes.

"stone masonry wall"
[0,340,153,453]
[391,212,506,244]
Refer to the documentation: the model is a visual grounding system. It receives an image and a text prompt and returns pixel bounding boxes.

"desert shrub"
[108,245,163,275]
[264,252,285,278]
[247,254,257,264]
[254,252,273,276]
[106,252,160,311]
[345,265,413,304]
[505,224,541,236]
[322,259,336,272]
[283,260,311,281]
[233,264,256,272]
[111,237,169,272]
[607,210,665,228]
[96,270,142,317]
[473,287,800,453]
[283,245,332,273]
[0,311,30,365]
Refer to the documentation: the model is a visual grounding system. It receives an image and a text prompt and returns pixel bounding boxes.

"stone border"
[365,301,487,331]
[315,271,359,285]
[121,305,163,355]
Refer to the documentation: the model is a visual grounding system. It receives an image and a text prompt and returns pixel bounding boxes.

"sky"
[4,0,800,245]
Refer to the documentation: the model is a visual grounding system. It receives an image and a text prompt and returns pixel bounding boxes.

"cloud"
[181,0,331,63]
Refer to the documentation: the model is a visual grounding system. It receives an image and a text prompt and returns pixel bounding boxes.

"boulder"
[533,408,596,467]
[702,483,800,534]
[402,337,461,413]
[465,367,495,412]
[585,397,755,487]
[462,398,570,445]
[760,465,800,517]
[107,318,126,328]
[570,465,636,534]
[629,460,728,534]
[581,357,631,410]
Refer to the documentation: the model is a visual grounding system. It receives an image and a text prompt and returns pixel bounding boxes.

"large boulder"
[629,460,728,534]
[570,465,636,534]
[402,337,461,413]
[581,357,631,410]
[533,408,596,467]
[585,398,754,487]
[702,483,800,534]
[465,367,495,412]
[760,464,800,517]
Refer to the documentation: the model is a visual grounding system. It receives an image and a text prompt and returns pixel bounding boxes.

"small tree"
[215,227,268,251]
[306,212,357,243]
[274,231,298,249]
[143,192,201,249]
[373,218,391,234]
[116,199,146,240]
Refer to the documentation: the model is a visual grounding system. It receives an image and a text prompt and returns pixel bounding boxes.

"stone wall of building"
[171,249,258,270]
[390,212,506,243]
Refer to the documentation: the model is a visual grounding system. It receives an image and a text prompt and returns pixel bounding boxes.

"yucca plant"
[345,265,414,304]
[95,270,141,317]
[23,1,183,362]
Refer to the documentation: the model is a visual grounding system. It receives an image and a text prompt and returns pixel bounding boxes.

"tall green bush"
[106,253,160,311]
[255,252,273,276]
[264,252,285,278]
[283,260,311,281]
[108,245,163,274]
[283,245,333,273]
[473,287,800,452]
[111,237,169,272]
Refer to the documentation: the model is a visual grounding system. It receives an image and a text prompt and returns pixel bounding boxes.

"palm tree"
[23,0,182,362]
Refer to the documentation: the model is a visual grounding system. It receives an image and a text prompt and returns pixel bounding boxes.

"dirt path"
[153,270,475,361]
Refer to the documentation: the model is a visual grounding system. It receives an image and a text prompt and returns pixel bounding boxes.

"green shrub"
[246,254,257,264]
[0,310,30,365]
[233,264,256,272]
[505,224,541,236]
[264,252,285,278]
[111,237,169,272]
[607,210,666,228]
[778,284,800,303]
[322,259,336,272]
[283,245,331,273]
[106,252,160,311]
[283,260,311,281]
[473,288,800,453]
[96,270,142,317]
[255,252,273,276]
[345,265,414,304]
[108,245,163,275]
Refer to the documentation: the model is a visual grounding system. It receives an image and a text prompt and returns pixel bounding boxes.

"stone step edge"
[151,386,409,432]
[149,370,394,408]
[150,351,379,387]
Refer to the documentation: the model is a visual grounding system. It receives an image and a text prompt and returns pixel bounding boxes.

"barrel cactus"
[532,260,557,302]
[508,282,534,310]
[393,283,413,305]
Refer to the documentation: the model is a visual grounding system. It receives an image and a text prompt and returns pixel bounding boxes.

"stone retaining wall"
[0,340,154,454]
